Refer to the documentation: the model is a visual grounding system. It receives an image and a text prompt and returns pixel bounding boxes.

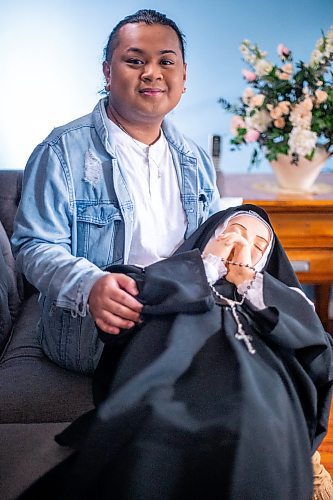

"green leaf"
[305,149,315,161]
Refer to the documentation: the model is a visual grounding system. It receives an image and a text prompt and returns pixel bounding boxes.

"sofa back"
[0,169,37,299]
[0,170,23,239]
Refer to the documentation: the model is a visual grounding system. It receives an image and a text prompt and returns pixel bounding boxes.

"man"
[11,10,221,374]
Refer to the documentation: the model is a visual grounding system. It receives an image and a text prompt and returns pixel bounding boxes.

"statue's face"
[224,215,271,265]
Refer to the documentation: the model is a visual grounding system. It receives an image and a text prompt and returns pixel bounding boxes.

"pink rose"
[281,63,293,74]
[230,115,245,135]
[241,69,256,82]
[277,71,290,81]
[277,43,290,58]
[244,129,260,143]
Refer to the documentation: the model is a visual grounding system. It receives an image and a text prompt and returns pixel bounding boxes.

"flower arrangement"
[219,26,333,168]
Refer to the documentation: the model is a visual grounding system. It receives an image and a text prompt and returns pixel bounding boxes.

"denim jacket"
[11,98,221,373]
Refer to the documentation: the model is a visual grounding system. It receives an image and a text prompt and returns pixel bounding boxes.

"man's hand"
[88,273,143,335]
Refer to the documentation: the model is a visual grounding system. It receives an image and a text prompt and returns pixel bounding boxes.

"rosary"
[209,257,257,355]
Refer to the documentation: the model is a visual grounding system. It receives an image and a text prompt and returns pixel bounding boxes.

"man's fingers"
[111,287,143,313]
[102,274,143,312]
[104,298,142,322]
[116,273,140,296]
[95,312,136,334]
[95,318,121,335]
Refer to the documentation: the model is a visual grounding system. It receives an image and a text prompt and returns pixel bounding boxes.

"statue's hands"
[203,231,238,261]
[88,273,143,335]
[223,232,255,286]
[204,231,255,286]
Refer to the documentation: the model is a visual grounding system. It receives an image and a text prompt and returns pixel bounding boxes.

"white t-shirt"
[102,107,187,266]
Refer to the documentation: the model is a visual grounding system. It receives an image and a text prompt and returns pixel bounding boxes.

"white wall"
[1,0,333,172]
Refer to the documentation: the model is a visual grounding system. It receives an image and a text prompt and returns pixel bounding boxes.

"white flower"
[240,46,256,65]
[242,87,254,105]
[240,41,263,66]
[315,38,324,49]
[254,59,273,76]
[288,128,317,156]
[310,27,333,65]
[327,26,333,42]
[310,49,324,65]
[245,109,272,132]
[220,27,333,168]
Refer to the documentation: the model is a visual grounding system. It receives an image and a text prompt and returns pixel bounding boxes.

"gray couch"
[0,170,94,499]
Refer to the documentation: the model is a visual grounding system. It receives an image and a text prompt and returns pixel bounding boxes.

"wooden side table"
[217,172,333,330]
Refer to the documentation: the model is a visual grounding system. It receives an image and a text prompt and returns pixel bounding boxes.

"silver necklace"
[107,106,163,179]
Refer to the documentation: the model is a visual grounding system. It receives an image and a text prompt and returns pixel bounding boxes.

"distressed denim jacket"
[11,98,221,373]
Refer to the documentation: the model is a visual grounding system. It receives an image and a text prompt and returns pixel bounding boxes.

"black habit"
[20,205,333,500]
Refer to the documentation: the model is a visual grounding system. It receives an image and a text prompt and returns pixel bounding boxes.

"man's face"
[103,23,187,124]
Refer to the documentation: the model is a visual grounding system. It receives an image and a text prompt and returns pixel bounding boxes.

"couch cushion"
[0,219,15,274]
[0,422,72,500]
[0,170,23,239]
[0,294,94,423]
[0,221,21,352]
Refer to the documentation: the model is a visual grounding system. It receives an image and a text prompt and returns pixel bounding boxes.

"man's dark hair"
[104,9,186,62]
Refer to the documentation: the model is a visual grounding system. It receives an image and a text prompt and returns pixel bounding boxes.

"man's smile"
[139,88,165,96]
